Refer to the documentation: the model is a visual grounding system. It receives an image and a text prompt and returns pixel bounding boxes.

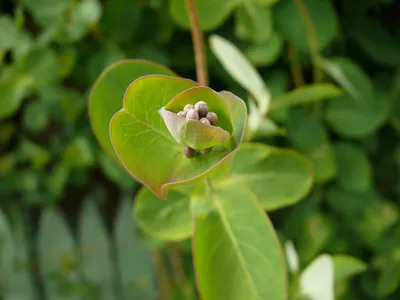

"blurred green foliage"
[1,0,400,299]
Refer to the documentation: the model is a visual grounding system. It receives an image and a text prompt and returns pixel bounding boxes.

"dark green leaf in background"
[275,0,338,52]
[334,142,372,193]
[170,0,241,31]
[116,200,157,300]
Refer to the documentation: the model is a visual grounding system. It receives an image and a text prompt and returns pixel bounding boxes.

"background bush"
[0,0,399,299]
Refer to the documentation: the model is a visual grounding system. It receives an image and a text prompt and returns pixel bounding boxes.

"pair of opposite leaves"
[90,60,247,199]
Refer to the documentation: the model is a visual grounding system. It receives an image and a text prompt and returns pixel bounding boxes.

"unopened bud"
[183,146,197,158]
[177,111,186,118]
[200,147,212,155]
[205,112,218,125]
[186,109,199,120]
[184,104,195,113]
[195,101,208,117]
[200,117,211,125]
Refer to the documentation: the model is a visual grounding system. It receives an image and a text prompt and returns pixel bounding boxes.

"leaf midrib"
[214,194,261,299]
[123,108,176,143]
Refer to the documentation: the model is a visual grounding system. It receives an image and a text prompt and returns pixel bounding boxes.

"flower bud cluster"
[176,101,218,158]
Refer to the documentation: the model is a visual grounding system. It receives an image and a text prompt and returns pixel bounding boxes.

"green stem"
[185,0,209,86]
[293,0,323,83]
[152,250,172,300]
[288,45,305,88]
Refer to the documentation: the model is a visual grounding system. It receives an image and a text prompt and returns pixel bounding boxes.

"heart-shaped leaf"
[225,143,313,210]
[89,60,176,162]
[110,75,247,198]
[194,181,286,300]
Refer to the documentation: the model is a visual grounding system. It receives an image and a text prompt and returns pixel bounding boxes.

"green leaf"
[275,0,338,52]
[22,100,49,133]
[287,109,336,183]
[377,249,400,296]
[0,16,23,52]
[194,181,286,300]
[1,210,35,299]
[79,201,113,298]
[116,200,157,300]
[210,34,271,114]
[333,255,367,280]
[227,143,312,210]
[235,3,273,43]
[324,58,389,137]
[334,142,372,192]
[300,254,334,300]
[21,0,70,25]
[102,0,141,43]
[245,33,284,67]
[89,60,175,162]
[135,187,193,241]
[270,83,342,111]
[170,0,240,31]
[38,209,77,299]
[0,73,33,120]
[110,75,247,198]
[350,16,400,66]
[64,0,102,42]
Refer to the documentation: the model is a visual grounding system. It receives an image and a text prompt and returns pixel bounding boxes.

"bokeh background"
[1,0,399,299]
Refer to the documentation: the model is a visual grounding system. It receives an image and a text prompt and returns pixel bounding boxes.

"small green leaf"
[89,60,175,161]
[194,181,286,300]
[275,0,338,52]
[170,0,241,31]
[38,209,77,298]
[102,0,141,43]
[21,0,70,25]
[334,142,372,192]
[377,249,400,296]
[324,58,389,137]
[135,187,193,241]
[270,83,342,111]
[300,254,334,300]
[110,75,247,198]
[0,16,23,52]
[210,34,271,114]
[116,200,157,300]
[287,109,336,183]
[235,3,273,43]
[350,16,400,66]
[0,74,32,120]
[245,33,284,67]
[1,210,35,299]
[227,143,313,210]
[333,255,367,280]
[79,201,113,297]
